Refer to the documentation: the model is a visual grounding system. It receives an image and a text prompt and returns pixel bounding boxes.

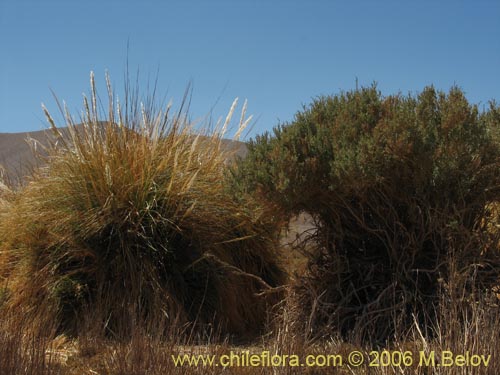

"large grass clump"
[0,73,285,339]
[232,85,500,342]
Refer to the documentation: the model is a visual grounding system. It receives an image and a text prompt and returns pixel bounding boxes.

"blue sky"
[1,0,499,139]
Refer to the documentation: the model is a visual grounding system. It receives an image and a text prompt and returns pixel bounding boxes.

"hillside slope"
[0,129,55,183]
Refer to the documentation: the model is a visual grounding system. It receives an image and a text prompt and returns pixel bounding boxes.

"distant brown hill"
[0,128,56,184]
[0,127,248,184]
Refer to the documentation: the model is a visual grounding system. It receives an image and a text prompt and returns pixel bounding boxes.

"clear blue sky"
[1,0,499,139]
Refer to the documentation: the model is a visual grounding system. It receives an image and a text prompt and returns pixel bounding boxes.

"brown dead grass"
[1,289,499,374]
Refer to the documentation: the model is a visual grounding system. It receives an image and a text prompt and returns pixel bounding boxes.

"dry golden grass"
[0,72,285,342]
[1,289,499,374]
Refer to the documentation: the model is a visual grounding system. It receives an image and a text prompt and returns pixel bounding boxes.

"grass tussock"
[0,72,285,340]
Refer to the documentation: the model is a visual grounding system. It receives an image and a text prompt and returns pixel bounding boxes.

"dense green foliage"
[233,85,500,341]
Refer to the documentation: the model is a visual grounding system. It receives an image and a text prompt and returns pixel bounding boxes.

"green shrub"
[0,73,285,339]
[232,85,500,342]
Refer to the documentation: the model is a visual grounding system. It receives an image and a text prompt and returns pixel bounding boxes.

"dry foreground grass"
[0,75,499,374]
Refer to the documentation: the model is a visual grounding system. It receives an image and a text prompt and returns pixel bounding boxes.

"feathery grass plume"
[0,71,285,339]
[0,173,12,291]
[0,181,9,210]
